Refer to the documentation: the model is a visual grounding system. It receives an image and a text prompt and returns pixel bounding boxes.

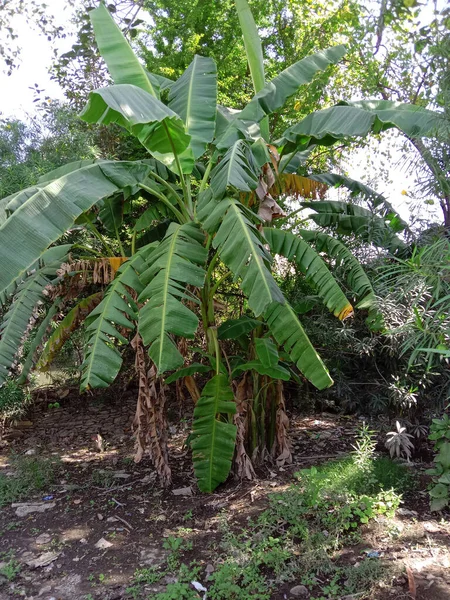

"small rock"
[113,472,131,479]
[35,533,51,545]
[25,449,36,455]
[26,552,60,569]
[97,513,104,521]
[290,585,309,598]
[95,537,113,549]
[423,521,440,533]
[13,502,56,517]
[38,585,52,597]
[172,486,193,496]
[397,508,418,517]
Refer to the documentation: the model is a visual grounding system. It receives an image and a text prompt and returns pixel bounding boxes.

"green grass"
[0,455,59,506]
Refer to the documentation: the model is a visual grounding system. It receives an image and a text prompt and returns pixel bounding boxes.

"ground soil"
[0,386,449,600]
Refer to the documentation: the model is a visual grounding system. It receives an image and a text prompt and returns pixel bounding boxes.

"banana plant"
[0,1,444,492]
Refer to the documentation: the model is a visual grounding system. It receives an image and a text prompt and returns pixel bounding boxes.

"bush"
[0,379,31,422]
[0,455,58,506]
[427,412,450,511]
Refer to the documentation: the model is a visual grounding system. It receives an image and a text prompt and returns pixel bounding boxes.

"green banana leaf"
[168,55,217,159]
[37,159,107,185]
[255,337,279,367]
[81,246,155,391]
[38,293,103,372]
[99,194,124,234]
[0,161,150,297]
[80,85,193,173]
[280,101,443,153]
[305,200,407,254]
[264,301,333,389]
[309,172,408,231]
[232,359,290,380]
[0,246,70,386]
[264,227,353,320]
[165,363,212,384]
[138,223,207,374]
[298,229,375,307]
[191,373,237,492]
[17,301,61,385]
[239,46,347,123]
[217,316,261,340]
[212,200,285,316]
[90,3,157,97]
[210,140,259,198]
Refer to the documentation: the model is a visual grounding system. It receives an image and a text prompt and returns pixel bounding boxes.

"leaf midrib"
[230,203,272,306]
[156,226,181,370]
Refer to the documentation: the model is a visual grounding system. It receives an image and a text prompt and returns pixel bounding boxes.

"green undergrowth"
[125,432,412,599]
[0,454,59,506]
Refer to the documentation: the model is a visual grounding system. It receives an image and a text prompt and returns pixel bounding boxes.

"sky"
[0,0,442,225]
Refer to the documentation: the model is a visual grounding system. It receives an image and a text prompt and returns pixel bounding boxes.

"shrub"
[0,379,31,423]
[427,412,450,511]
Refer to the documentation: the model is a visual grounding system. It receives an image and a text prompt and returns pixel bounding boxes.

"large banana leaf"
[191,374,237,492]
[239,46,347,123]
[81,246,155,390]
[210,140,259,198]
[138,223,207,373]
[37,159,107,185]
[264,301,333,389]
[263,228,353,320]
[234,0,268,140]
[298,229,375,306]
[99,194,124,234]
[309,172,408,230]
[0,161,150,297]
[81,85,193,173]
[305,200,407,254]
[280,102,443,153]
[37,293,103,372]
[3,186,41,218]
[168,55,217,159]
[90,4,157,97]
[212,200,285,316]
[0,247,70,386]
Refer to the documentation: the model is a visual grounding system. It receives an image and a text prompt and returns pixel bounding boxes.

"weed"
[0,454,58,506]
[91,469,115,488]
[0,556,21,581]
[0,379,31,422]
[182,509,193,521]
[427,412,450,511]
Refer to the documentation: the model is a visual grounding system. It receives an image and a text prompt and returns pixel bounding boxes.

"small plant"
[0,379,31,423]
[0,455,58,506]
[163,536,193,571]
[385,421,414,460]
[351,423,376,470]
[47,401,61,409]
[427,412,450,511]
[91,469,115,488]
[0,556,21,581]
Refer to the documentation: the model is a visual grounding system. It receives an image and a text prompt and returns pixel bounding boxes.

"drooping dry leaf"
[132,334,172,487]
[233,374,256,480]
